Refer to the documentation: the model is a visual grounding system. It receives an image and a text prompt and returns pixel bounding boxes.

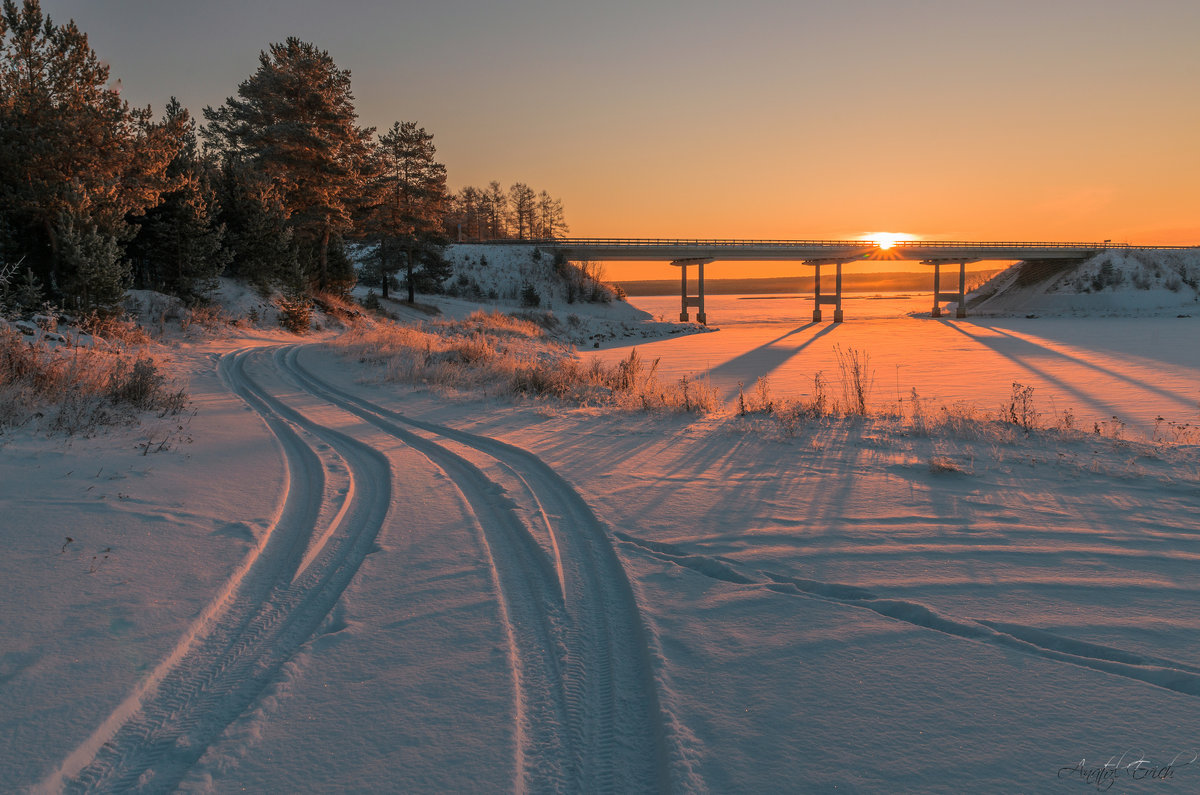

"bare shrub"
[1093,416,1126,440]
[908,388,929,435]
[748,377,774,414]
[0,328,186,434]
[1003,382,1039,431]
[1154,416,1200,445]
[807,371,829,417]
[107,358,186,412]
[835,345,873,415]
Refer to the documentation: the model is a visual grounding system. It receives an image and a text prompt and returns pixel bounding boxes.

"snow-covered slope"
[970,249,1200,316]
[443,243,621,309]
[371,243,710,348]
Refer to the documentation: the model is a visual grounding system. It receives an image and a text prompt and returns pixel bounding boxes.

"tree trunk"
[406,247,415,304]
[318,223,330,288]
[380,240,389,300]
[44,218,60,293]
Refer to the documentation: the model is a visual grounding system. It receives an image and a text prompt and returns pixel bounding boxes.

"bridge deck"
[488,238,1195,263]
[473,238,1197,324]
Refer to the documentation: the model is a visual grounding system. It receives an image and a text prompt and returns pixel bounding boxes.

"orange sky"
[42,1,1200,283]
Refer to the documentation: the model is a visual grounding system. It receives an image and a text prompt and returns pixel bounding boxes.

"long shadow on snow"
[985,325,1199,416]
[705,322,837,401]
[938,321,1136,422]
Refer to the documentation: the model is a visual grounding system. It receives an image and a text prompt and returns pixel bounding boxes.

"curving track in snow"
[277,345,672,793]
[46,347,391,793]
[47,343,670,793]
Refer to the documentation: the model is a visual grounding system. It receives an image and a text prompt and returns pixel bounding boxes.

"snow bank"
[970,249,1200,316]
[363,243,712,348]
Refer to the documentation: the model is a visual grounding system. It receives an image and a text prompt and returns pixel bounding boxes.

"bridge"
[507,238,1196,324]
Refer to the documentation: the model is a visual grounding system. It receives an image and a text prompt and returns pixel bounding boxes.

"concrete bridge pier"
[809,258,854,322]
[674,257,713,324]
[926,259,978,318]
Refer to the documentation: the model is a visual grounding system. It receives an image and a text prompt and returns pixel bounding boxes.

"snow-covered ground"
[605,292,1200,435]
[970,248,1200,317]
[5,254,1200,792]
[362,243,711,348]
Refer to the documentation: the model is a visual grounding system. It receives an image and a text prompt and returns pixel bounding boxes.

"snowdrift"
[969,249,1200,316]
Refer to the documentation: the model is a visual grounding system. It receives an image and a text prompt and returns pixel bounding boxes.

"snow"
[5,256,1200,791]
[971,248,1200,316]
[598,292,1200,434]
[430,243,711,347]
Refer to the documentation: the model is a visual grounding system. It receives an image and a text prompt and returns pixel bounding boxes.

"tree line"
[0,0,570,314]
[446,182,568,242]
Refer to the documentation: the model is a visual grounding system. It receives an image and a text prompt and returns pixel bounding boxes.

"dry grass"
[433,309,546,340]
[0,327,187,435]
[335,315,719,414]
[180,304,236,334]
[928,455,969,474]
[78,312,154,347]
[312,292,365,327]
[335,314,1200,452]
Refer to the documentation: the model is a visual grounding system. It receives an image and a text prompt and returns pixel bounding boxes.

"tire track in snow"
[281,345,673,794]
[612,531,1200,701]
[48,347,390,793]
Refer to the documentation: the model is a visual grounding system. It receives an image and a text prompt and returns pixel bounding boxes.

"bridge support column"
[834,262,844,323]
[813,262,823,322]
[957,261,967,318]
[808,258,853,321]
[924,258,979,319]
[680,262,689,322]
[674,257,714,325]
[931,262,942,318]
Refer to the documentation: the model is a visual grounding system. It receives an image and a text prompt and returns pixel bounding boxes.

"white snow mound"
[970,249,1200,316]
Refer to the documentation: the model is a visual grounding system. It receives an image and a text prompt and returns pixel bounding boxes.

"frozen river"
[591,292,1200,434]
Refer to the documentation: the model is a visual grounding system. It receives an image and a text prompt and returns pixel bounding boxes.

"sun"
[864,232,918,250]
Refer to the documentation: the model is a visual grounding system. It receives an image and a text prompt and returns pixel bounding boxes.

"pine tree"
[128,98,228,303]
[212,160,295,289]
[58,219,129,313]
[203,37,373,292]
[364,121,447,302]
[0,0,184,309]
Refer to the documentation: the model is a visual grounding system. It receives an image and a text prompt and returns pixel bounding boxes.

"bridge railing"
[474,238,1197,251]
